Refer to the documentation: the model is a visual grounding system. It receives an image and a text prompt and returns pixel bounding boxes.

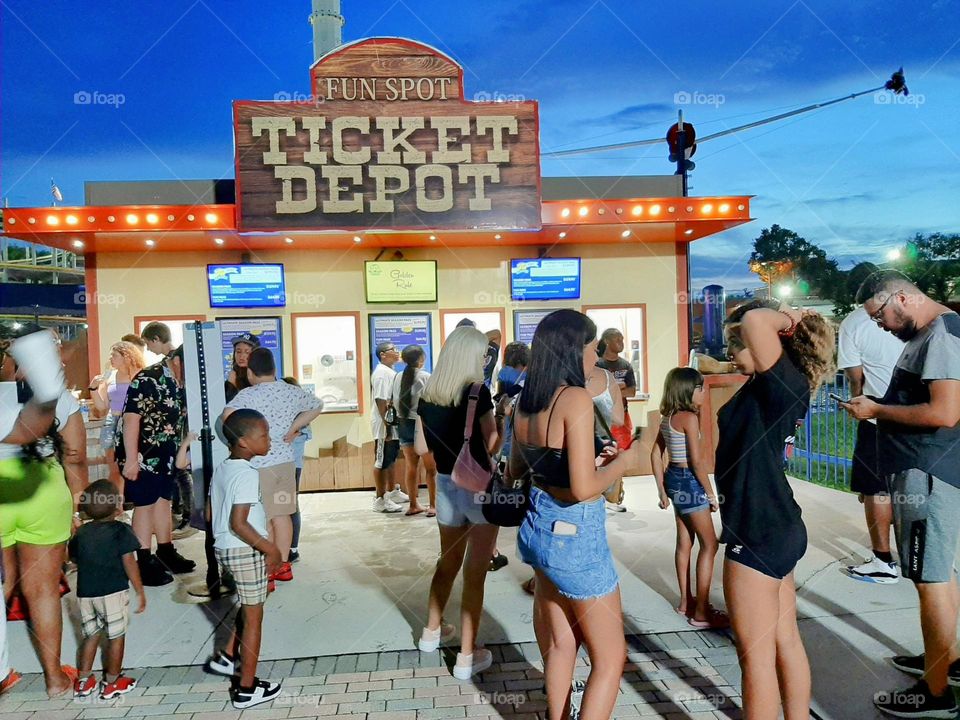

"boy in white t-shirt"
[203,409,283,710]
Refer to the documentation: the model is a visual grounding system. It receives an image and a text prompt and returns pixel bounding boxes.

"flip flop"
[522,578,536,595]
[425,508,437,518]
[405,507,425,516]
[47,666,78,698]
[688,608,730,630]
[0,670,22,695]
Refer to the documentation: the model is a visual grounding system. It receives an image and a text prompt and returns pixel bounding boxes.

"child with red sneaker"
[69,479,145,699]
[203,408,282,709]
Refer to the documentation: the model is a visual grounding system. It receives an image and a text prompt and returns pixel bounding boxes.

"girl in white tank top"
[651,367,729,630]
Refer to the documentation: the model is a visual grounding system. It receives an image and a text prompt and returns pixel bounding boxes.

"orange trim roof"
[2,196,751,253]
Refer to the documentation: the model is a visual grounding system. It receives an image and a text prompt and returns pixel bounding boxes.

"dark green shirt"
[68,521,141,598]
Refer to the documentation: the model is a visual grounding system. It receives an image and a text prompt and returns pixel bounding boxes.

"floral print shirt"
[115,361,185,475]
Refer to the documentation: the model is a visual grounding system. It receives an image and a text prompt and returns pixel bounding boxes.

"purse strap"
[462,382,483,441]
[593,402,613,440]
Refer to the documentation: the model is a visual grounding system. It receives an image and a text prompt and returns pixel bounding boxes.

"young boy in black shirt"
[69,479,145,699]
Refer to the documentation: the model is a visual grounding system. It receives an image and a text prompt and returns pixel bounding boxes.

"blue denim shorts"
[517,485,618,600]
[435,473,488,527]
[665,466,710,515]
[397,419,416,447]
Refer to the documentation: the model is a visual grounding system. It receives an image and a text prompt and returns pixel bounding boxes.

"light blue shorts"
[435,473,488,527]
[517,485,619,600]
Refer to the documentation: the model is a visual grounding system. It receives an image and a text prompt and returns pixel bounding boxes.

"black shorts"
[725,523,808,580]
[851,421,887,496]
[374,439,400,471]
[123,469,176,507]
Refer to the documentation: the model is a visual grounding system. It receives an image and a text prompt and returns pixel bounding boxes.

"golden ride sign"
[234,38,541,232]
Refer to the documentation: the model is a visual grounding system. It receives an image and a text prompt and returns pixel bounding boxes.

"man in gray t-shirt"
[844,270,960,717]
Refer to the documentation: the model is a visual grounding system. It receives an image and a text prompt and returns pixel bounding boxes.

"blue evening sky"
[2,1,958,293]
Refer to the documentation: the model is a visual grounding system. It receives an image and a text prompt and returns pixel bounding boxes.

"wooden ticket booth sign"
[233,38,541,233]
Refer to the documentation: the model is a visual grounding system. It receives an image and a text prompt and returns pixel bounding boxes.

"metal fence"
[786,372,858,490]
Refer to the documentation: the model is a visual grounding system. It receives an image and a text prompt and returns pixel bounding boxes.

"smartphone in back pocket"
[552,520,578,536]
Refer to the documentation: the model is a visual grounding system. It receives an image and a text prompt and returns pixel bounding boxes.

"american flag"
[51,179,63,204]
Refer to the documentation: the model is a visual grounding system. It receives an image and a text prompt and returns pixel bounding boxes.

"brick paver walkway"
[0,631,742,719]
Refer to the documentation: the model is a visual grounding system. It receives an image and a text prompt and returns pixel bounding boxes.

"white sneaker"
[453,648,493,680]
[230,678,281,709]
[846,556,899,584]
[606,502,627,513]
[417,623,456,652]
[387,487,410,503]
[373,496,404,513]
[203,651,235,677]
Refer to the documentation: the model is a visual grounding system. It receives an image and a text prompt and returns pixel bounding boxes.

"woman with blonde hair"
[415,326,504,679]
[717,300,834,720]
[90,340,145,486]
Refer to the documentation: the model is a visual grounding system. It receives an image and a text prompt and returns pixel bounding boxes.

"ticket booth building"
[2,38,751,489]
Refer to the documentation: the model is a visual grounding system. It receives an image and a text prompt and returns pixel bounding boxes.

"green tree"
[903,233,960,302]
[749,225,840,299]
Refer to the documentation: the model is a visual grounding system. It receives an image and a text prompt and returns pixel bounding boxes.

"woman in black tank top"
[511,310,641,720]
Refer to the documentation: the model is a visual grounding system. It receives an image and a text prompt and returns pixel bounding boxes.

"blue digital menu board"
[208,264,286,308]
[369,313,433,373]
[510,258,581,301]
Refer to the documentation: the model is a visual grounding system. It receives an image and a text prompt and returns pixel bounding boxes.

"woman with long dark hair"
[393,345,436,516]
[717,300,834,720]
[225,333,259,403]
[512,309,640,720]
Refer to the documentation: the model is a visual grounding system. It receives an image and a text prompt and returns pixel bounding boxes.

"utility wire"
[542,84,888,158]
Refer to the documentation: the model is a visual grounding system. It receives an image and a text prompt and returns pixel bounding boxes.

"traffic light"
[667,122,696,173]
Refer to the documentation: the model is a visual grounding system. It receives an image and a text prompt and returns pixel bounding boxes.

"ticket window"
[441,308,505,378]
[134,316,205,366]
[583,304,648,396]
[440,309,505,342]
[292,313,361,413]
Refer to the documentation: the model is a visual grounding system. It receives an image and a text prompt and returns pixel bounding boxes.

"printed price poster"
[217,317,283,378]
[513,309,558,346]
[369,313,433,373]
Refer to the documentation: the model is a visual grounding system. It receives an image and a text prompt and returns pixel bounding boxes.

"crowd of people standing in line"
[0,267,958,718]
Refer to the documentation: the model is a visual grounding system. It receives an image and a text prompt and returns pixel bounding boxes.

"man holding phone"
[843,270,960,718]
[836,265,904,584]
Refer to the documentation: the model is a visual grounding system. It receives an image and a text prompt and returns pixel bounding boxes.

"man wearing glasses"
[370,342,407,513]
[843,270,960,719]
[837,264,904,585]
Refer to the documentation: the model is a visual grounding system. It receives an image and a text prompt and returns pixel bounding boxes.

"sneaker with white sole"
[373,496,404,513]
[387,488,410,504]
[203,651,236,677]
[891,653,960,686]
[230,677,281,709]
[847,556,899,584]
[417,623,456,652]
[874,679,958,718]
[453,648,493,680]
